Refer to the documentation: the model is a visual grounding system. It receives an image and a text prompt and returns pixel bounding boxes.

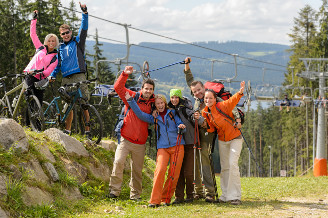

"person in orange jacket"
[195,81,245,205]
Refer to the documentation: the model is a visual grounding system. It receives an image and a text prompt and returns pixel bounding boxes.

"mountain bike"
[0,70,45,131]
[43,78,103,144]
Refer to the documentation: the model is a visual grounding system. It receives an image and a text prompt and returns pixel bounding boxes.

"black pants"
[25,75,44,125]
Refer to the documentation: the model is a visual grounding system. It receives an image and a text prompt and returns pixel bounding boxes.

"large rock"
[9,164,22,180]
[19,159,49,183]
[100,140,117,152]
[61,158,88,184]
[0,174,7,196]
[62,187,83,201]
[22,186,54,206]
[35,144,56,163]
[88,161,111,182]
[0,119,28,152]
[43,162,59,182]
[44,128,89,157]
[0,206,8,218]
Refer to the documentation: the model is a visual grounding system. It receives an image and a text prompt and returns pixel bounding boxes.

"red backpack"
[204,81,232,100]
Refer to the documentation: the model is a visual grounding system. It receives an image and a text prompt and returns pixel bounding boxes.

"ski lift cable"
[9,15,286,74]
[4,7,288,71]
[53,3,287,69]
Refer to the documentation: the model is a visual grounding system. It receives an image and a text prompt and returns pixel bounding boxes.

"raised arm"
[30,11,43,49]
[114,66,136,106]
[217,81,245,113]
[76,2,88,50]
[183,57,194,87]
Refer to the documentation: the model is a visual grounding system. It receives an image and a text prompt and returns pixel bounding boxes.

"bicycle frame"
[1,81,25,118]
[44,87,83,126]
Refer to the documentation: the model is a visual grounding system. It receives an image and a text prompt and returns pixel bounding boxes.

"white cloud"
[69,0,317,45]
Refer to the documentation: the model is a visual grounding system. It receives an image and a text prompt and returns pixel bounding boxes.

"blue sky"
[67,0,324,45]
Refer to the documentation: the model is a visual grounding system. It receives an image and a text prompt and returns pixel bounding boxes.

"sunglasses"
[61,30,70,36]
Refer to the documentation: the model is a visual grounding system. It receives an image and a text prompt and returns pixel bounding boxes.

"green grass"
[61,176,328,217]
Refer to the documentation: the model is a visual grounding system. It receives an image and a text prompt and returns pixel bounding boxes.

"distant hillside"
[86,40,290,95]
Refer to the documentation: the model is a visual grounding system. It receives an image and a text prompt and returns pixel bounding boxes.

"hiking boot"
[230,199,242,205]
[172,198,184,205]
[107,193,118,199]
[63,129,71,135]
[194,194,204,200]
[205,196,215,203]
[218,199,227,203]
[130,197,142,202]
[148,204,159,208]
[185,198,193,203]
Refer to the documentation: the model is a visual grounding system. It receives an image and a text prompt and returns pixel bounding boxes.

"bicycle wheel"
[43,101,60,129]
[0,99,10,118]
[78,104,103,144]
[27,95,45,131]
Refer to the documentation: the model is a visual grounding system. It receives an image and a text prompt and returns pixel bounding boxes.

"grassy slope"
[64,176,328,217]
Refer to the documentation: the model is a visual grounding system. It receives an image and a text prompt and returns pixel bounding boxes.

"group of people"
[108,58,245,207]
[22,2,245,208]
[23,2,89,133]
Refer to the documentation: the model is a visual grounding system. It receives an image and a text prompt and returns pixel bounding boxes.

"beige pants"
[218,138,243,201]
[109,137,146,199]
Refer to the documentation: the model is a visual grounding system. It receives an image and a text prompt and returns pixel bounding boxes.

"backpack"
[179,97,194,126]
[114,92,141,144]
[204,80,245,124]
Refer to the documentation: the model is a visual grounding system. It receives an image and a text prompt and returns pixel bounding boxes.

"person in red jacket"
[108,66,155,200]
[195,81,245,205]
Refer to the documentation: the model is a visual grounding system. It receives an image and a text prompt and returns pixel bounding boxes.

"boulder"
[0,174,7,196]
[43,162,59,182]
[61,158,88,184]
[62,187,83,201]
[0,119,28,152]
[44,128,89,157]
[9,164,22,180]
[100,140,117,152]
[22,186,54,206]
[35,144,56,163]
[19,159,49,183]
[88,161,111,182]
[0,206,8,218]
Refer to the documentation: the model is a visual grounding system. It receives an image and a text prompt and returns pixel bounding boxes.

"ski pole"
[239,130,262,175]
[208,136,219,202]
[142,59,188,78]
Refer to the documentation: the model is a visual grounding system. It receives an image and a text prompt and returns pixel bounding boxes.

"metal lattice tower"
[299,58,328,176]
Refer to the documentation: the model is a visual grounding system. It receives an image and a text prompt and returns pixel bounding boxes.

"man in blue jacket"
[50,2,89,134]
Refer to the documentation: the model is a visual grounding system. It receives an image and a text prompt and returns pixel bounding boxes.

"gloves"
[33,11,38,20]
[80,5,87,13]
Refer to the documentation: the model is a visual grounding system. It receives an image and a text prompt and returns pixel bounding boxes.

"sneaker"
[107,193,118,199]
[172,198,184,205]
[185,198,193,203]
[194,194,204,200]
[205,196,215,203]
[218,199,227,203]
[63,129,71,135]
[148,204,159,208]
[230,199,242,205]
[130,197,142,202]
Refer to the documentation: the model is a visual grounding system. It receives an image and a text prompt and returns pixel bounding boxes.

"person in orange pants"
[125,93,186,207]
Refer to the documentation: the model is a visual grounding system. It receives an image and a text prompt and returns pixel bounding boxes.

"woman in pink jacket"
[24,10,59,126]
[24,10,59,105]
